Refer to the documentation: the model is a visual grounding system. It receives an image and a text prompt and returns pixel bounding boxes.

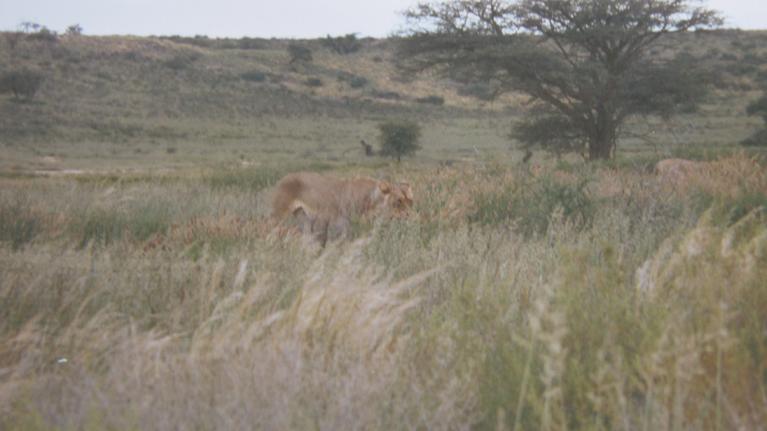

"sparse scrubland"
[1,26,767,431]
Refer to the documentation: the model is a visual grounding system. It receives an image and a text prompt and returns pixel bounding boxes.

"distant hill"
[0,29,765,146]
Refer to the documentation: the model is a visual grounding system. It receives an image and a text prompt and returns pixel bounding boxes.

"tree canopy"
[378,120,422,162]
[399,0,722,160]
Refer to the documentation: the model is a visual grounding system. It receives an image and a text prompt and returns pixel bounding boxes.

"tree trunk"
[588,112,617,160]
[588,135,614,160]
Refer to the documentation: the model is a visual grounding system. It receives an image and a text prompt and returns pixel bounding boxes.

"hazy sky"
[0,0,764,38]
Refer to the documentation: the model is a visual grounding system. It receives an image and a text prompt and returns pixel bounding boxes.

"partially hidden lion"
[272,172,413,245]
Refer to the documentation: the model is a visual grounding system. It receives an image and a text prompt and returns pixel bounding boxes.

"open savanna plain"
[1,30,767,430]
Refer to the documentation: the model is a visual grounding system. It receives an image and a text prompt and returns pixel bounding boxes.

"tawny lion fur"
[272,172,413,244]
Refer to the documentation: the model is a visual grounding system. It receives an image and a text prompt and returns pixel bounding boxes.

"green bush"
[337,72,368,88]
[0,69,44,100]
[240,71,267,82]
[348,76,368,88]
[237,37,266,50]
[305,77,323,87]
[377,119,421,162]
[163,53,200,70]
[321,33,362,55]
[287,44,312,63]
[65,24,83,36]
[415,95,445,105]
[373,90,401,100]
[458,82,499,101]
[26,27,58,43]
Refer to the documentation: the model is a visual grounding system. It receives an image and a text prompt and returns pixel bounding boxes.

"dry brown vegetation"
[1,153,766,430]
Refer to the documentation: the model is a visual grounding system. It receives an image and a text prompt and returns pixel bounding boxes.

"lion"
[272,172,413,245]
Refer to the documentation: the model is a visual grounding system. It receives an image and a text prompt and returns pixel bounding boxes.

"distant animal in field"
[272,172,413,245]
[360,139,376,156]
[522,150,533,164]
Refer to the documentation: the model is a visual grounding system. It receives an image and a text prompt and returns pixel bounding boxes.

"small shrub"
[348,76,368,88]
[377,119,421,162]
[163,53,200,70]
[287,44,312,64]
[305,77,323,87]
[415,95,444,105]
[458,82,499,101]
[0,69,44,100]
[240,71,267,82]
[337,72,368,88]
[321,33,362,55]
[26,27,58,43]
[237,37,266,50]
[65,24,83,36]
[373,90,401,100]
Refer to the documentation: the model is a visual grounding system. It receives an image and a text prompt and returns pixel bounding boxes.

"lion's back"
[271,172,346,218]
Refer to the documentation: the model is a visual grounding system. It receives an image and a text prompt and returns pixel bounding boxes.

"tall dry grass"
[0,153,765,430]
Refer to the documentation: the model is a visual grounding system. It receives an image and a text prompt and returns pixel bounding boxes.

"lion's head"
[376,181,414,217]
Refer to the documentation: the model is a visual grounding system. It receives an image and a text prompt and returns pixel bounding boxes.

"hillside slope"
[0,30,766,171]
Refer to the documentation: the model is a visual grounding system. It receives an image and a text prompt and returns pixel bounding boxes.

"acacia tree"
[400,0,721,160]
[0,69,45,100]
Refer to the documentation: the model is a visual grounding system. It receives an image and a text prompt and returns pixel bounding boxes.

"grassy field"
[1,29,767,430]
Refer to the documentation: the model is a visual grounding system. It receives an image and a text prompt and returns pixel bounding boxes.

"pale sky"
[0,0,764,38]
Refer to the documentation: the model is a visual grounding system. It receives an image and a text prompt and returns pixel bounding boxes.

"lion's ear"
[378,181,391,194]
[400,183,413,201]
